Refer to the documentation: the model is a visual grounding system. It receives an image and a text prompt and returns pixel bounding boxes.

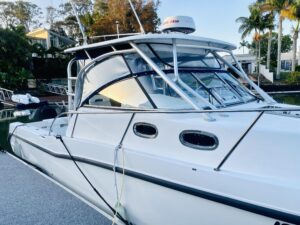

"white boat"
[9,17,300,225]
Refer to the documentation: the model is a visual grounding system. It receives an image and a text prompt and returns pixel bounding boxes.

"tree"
[53,0,160,42]
[54,0,93,40]
[261,0,295,78]
[0,1,43,31]
[0,2,16,28]
[240,40,249,54]
[46,6,59,29]
[91,0,160,36]
[250,32,293,69]
[288,1,300,71]
[236,3,268,76]
[0,26,33,89]
[264,12,275,69]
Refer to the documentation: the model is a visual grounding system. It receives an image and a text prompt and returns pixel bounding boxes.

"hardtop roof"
[64,33,236,53]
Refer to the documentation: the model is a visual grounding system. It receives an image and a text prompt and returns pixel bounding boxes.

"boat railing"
[0,109,15,122]
[41,83,68,96]
[48,107,300,136]
[0,87,14,104]
[66,38,279,121]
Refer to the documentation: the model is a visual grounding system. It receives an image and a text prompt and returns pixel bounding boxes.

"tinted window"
[87,78,153,109]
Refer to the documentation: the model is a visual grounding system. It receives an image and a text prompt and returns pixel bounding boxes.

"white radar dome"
[162,16,196,34]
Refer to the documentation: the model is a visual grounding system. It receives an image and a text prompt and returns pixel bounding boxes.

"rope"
[112,113,135,225]
[57,136,130,225]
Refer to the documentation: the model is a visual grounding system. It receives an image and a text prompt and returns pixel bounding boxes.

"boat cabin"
[65,33,275,113]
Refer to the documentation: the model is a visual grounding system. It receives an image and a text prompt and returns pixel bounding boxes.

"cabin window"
[80,55,130,106]
[124,53,153,73]
[86,78,153,109]
[138,75,194,110]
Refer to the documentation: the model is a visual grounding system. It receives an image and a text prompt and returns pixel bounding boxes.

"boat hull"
[10,132,296,225]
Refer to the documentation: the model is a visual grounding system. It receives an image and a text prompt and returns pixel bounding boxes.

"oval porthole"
[133,122,158,139]
[179,130,218,151]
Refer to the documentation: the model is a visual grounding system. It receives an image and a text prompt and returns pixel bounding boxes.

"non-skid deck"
[0,152,111,225]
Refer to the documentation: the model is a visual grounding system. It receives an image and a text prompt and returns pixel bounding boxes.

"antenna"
[127,0,145,34]
[69,0,88,45]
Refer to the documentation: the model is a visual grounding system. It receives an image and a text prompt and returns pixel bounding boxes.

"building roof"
[64,33,236,53]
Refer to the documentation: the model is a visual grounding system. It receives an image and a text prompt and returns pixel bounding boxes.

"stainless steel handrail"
[48,106,300,136]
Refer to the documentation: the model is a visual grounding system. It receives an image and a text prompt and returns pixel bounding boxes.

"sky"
[26,0,295,53]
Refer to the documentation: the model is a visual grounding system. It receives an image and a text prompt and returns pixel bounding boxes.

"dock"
[0,152,111,225]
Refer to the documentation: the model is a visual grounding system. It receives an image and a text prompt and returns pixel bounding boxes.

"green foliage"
[236,2,273,40]
[54,0,161,40]
[285,71,300,84]
[249,32,292,68]
[0,1,42,31]
[295,65,300,71]
[0,26,33,90]
[279,71,300,84]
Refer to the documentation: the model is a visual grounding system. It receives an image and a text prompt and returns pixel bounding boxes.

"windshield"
[137,43,221,70]
[137,71,255,108]
[124,46,256,109]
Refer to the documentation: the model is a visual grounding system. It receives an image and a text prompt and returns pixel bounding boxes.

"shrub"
[295,65,300,72]
[286,72,300,85]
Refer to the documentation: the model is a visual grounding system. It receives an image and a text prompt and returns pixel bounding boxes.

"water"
[1,93,300,152]
[271,93,300,105]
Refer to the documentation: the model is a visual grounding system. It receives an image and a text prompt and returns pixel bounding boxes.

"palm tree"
[289,2,300,71]
[261,0,295,78]
[236,4,266,76]
[239,40,249,54]
[264,12,275,69]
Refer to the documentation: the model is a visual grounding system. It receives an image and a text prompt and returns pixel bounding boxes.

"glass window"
[138,43,221,69]
[124,53,153,74]
[191,72,242,105]
[80,55,130,105]
[138,75,193,110]
[217,72,255,102]
[86,78,153,109]
[180,73,222,107]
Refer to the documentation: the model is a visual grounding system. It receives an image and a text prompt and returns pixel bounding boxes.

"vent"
[180,130,218,150]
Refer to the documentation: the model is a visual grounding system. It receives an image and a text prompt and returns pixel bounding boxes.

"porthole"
[133,122,158,139]
[179,130,218,151]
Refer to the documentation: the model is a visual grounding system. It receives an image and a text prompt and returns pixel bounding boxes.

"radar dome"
[162,16,196,34]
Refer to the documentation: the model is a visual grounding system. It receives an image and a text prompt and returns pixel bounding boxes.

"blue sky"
[28,0,294,53]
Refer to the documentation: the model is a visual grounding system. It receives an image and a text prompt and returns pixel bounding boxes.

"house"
[26,28,76,80]
[280,48,300,71]
[223,54,257,75]
[27,28,76,50]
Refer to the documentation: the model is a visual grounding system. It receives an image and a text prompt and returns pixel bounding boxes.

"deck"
[0,152,111,225]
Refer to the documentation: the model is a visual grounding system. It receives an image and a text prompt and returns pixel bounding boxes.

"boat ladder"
[0,87,14,105]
